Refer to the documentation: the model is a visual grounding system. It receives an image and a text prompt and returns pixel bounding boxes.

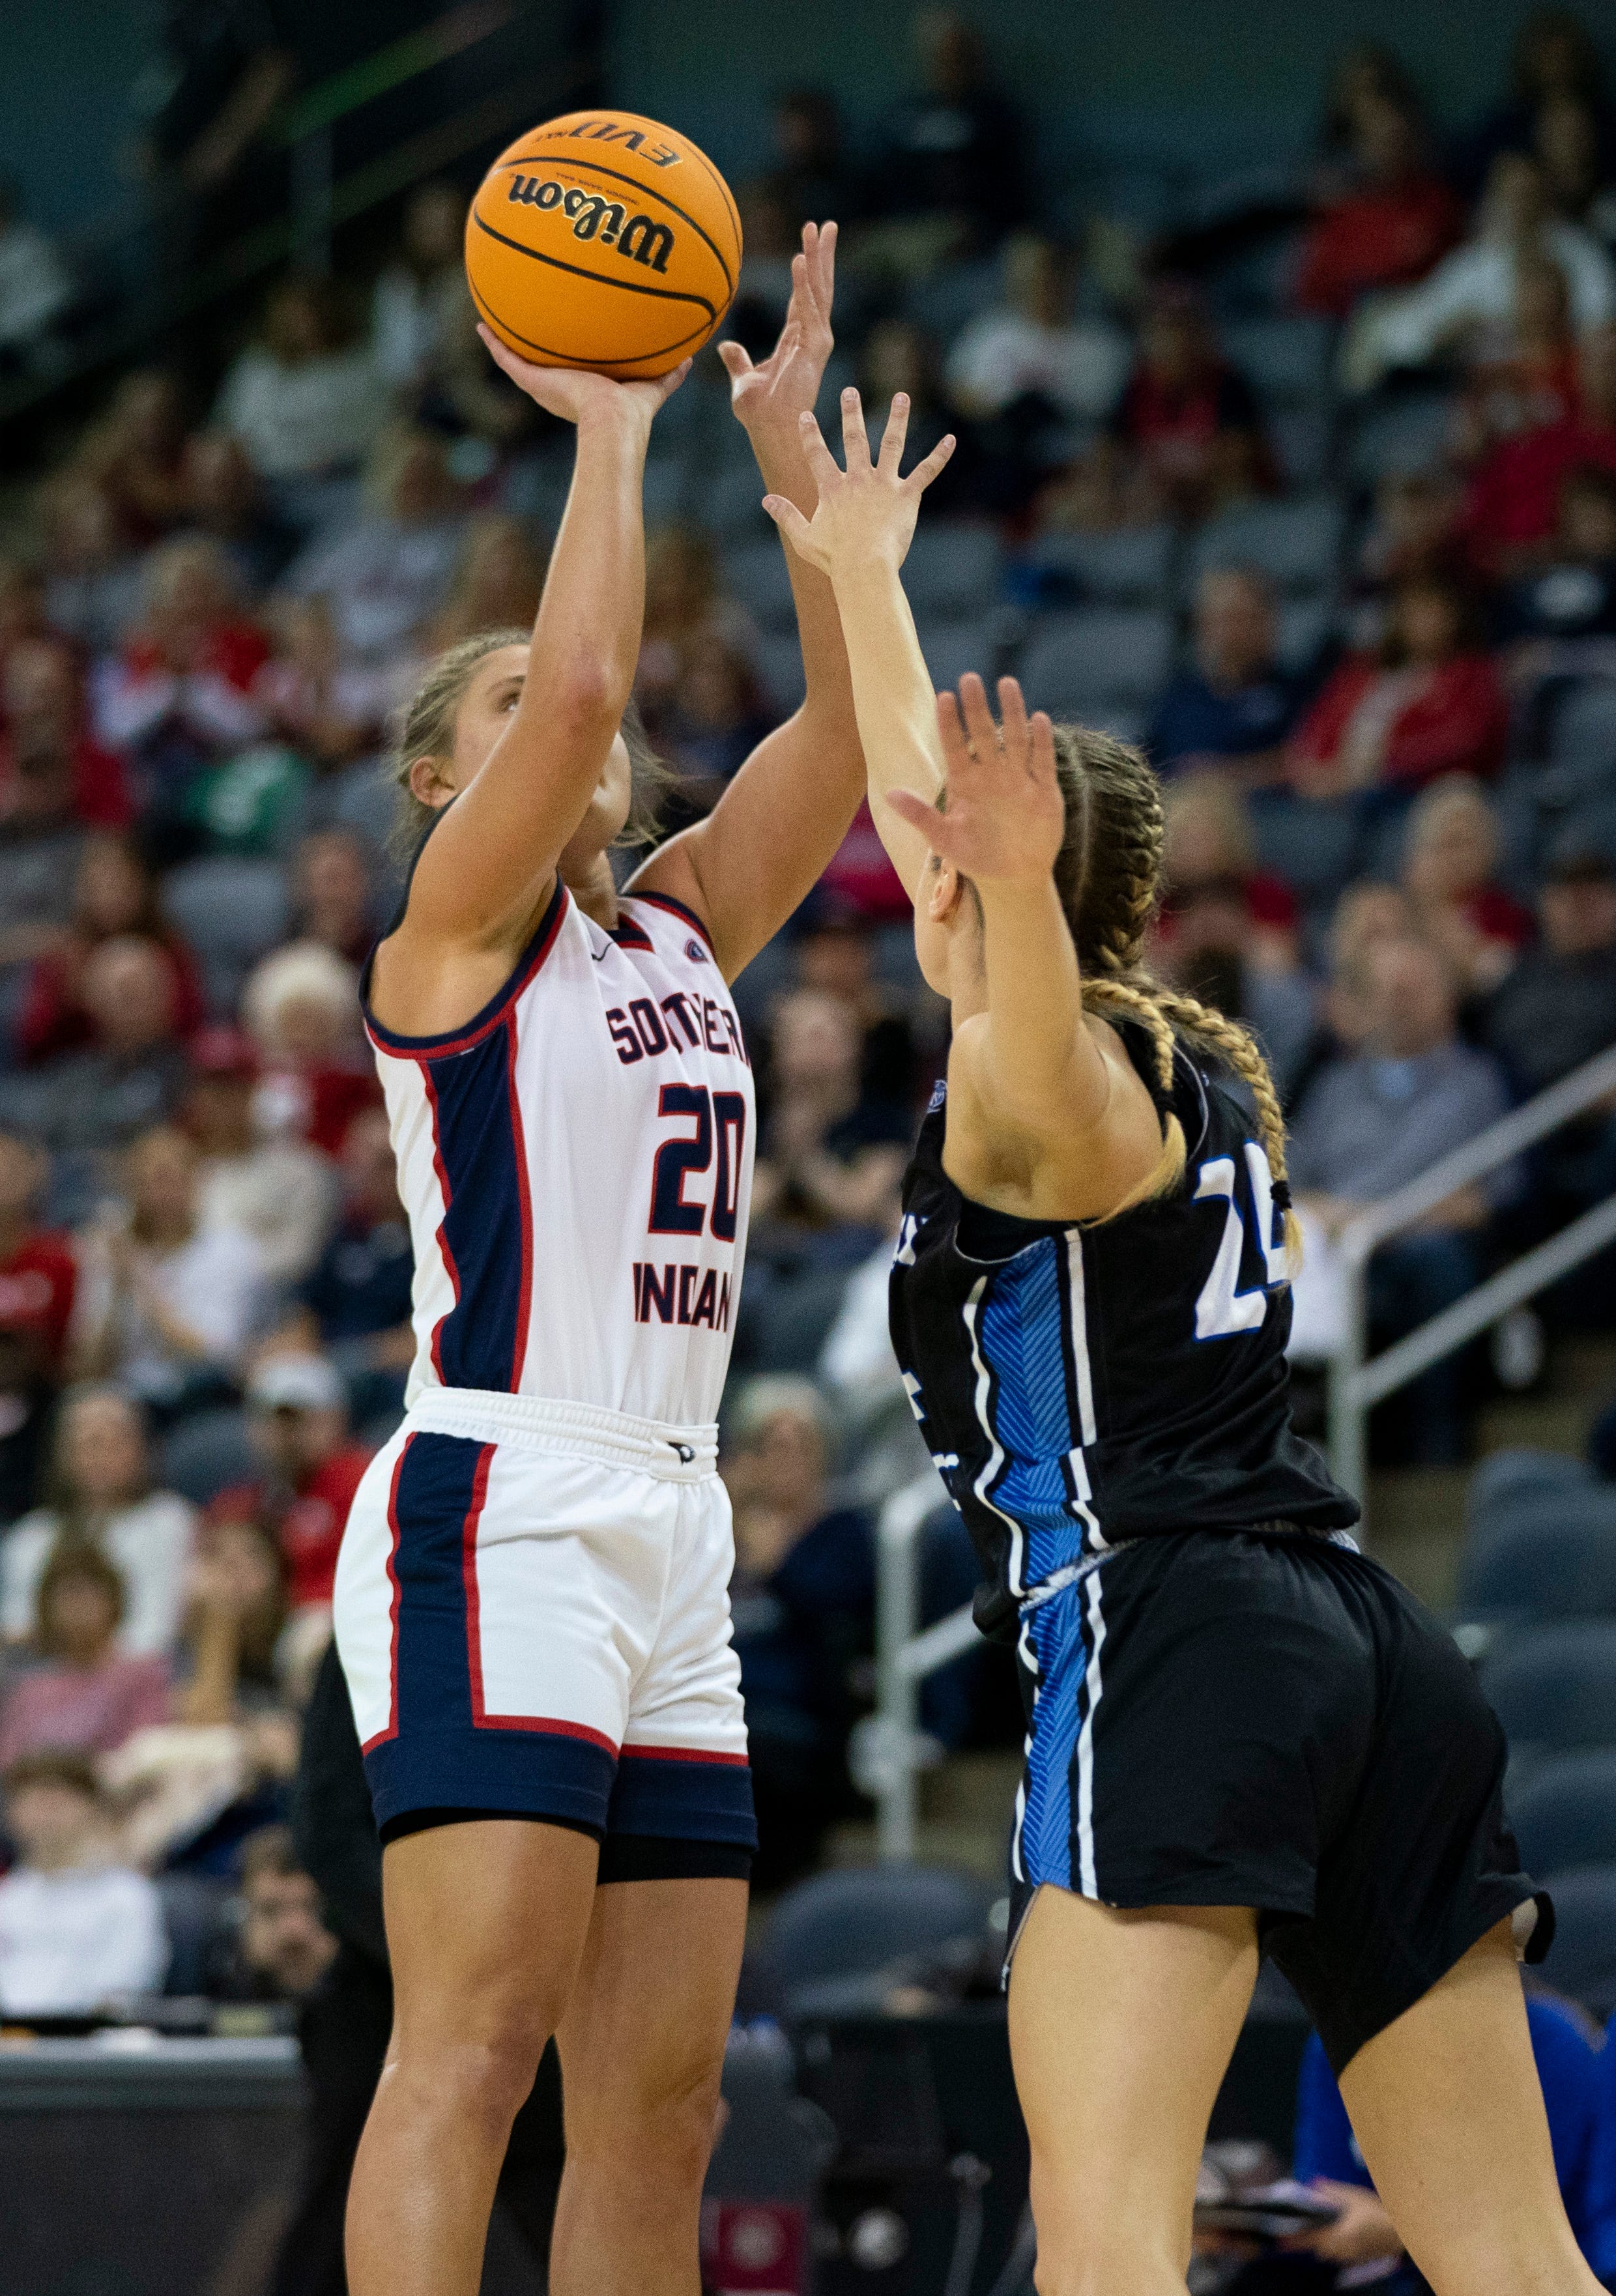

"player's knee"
[1029,2190,1186,2296]
[388,2001,556,2138]
[568,2044,725,2192]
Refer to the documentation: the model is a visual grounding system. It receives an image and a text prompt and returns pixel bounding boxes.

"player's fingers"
[957,671,1001,759]
[906,433,957,493]
[996,676,1032,758]
[877,392,911,472]
[815,218,837,311]
[796,408,843,487]
[652,357,693,405]
[760,495,816,552]
[935,685,970,770]
[715,339,754,380]
[886,787,948,840]
[840,385,873,468]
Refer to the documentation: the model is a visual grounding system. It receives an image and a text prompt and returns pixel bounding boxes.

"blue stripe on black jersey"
[425,1017,532,1391]
[976,1237,1089,1586]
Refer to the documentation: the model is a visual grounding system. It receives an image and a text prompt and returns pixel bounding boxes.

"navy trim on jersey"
[419,1017,532,1391]
[627,888,717,954]
[361,880,569,1055]
[608,1746,758,1845]
[361,1430,620,1834]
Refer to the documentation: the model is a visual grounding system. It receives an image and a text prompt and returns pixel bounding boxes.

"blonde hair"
[390,628,671,861]
[1048,725,1302,1266]
[242,939,360,1054]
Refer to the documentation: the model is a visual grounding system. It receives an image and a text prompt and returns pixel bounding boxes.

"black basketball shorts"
[1008,1528,1552,2073]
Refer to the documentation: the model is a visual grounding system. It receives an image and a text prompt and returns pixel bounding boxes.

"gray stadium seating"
[161,857,291,1016]
[1479,1622,1616,1762]
[899,524,1004,620]
[1221,316,1334,407]
[1466,1448,1595,1543]
[159,1409,258,1507]
[1458,1510,1616,1622]
[1190,494,1345,596]
[751,630,807,715]
[747,1863,1000,2018]
[721,538,800,634]
[1347,390,1457,488]
[1019,525,1177,606]
[916,614,1009,696]
[1017,608,1176,716]
[1537,1865,1616,2017]
[1548,678,1616,775]
[1508,1751,1616,1881]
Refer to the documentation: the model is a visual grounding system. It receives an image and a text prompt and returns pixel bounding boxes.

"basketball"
[465,111,742,380]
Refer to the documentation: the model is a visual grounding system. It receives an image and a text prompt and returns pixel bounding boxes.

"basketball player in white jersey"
[332,227,953,2296]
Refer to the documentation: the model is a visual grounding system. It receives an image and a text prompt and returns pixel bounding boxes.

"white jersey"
[362,883,755,1429]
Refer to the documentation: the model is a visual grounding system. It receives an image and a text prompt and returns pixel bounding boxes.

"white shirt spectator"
[0,215,70,352]
[284,516,465,663]
[371,265,463,391]
[79,1220,270,1403]
[1347,222,1616,390]
[199,1140,338,1285]
[216,346,385,478]
[0,1862,168,2013]
[1,1491,197,1657]
[945,308,1131,420]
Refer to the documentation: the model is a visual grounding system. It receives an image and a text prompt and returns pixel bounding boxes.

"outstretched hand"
[760,386,955,574]
[476,325,690,427]
[887,674,1065,887]
[718,220,837,438]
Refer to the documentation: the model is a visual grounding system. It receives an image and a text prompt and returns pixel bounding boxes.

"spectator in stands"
[427,514,547,653]
[1483,836,1616,1098]
[1400,777,1533,999]
[724,1375,874,1889]
[1451,252,1582,466]
[661,636,779,806]
[1109,284,1274,524]
[0,1752,167,2013]
[1289,934,1511,1461]
[17,834,202,1068]
[0,1545,170,1768]
[184,1024,336,1285]
[175,431,297,594]
[206,1824,336,2002]
[762,89,863,233]
[0,644,130,844]
[281,425,465,668]
[1464,317,1616,571]
[214,276,383,503]
[175,1498,296,1721]
[293,1108,413,1422]
[753,989,912,1244]
[33,936,192,1155]
[91,536,269,849]
[236,1353,372,1614]
[76,1125,268,1414]
[240,940,378,1156]
[2,1384,194,1657]
[36,475,144,654]
[0,684,89,979]
[945,233,1131,424]
[1356,469,1469,612]
[1499,459,1616,657]
[0,557,53,686]
[291,828,374,968]
[1296,90,1463,320]
[1535,91,1616,248]
[637,525,758,730]
[1458,8,1616,199]
[0,1130,76,1523]
[861,9,1030,268]
[1147,567,1303,780]
[859,319,1007,515]
[793,914,921,1112]
[1344,152,1616,393]
[371,181,468,396]
[253,596,397,768]
[136,0,294,267]
[0,175,70,365]
[1315,43,1428,179]
[1289,575,1510,797]
[77,371,192,545]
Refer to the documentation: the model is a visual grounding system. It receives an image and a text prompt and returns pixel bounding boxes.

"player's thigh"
[1338,1919,1598,2295]
[382,1818,600,2060]
[1009,1885,1258,2269]
[555,1875,747,2162]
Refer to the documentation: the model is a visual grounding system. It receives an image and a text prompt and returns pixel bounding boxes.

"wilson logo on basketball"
[505,177,675,272]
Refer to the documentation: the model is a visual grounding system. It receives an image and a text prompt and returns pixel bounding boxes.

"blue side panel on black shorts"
[609,1751,758,1846]
[427,1030,527,1391]
[977,1239,1085,1586]
[1019,1583,1086,1892]
[362,1430,616,1834]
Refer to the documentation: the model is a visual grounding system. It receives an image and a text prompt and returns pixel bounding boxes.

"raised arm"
[760,389,956,904]
[634,227,927,979]
[392,347,689,957]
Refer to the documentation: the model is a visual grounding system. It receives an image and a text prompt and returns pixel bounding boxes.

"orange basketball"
[465,111,742,380]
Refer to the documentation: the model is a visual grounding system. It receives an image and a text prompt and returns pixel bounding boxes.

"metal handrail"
[1327,1043,1616,1502]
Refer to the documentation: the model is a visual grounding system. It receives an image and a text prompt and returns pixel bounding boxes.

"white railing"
[867,1045,1616,1860]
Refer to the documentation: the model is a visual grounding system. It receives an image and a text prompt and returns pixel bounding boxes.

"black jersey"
[888,1022,1357,1633]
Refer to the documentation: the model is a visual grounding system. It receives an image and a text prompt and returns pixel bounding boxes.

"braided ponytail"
[1043,725,1303,1270]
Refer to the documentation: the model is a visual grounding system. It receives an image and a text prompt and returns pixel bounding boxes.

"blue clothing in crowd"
[1146,668,1301,772]
[1292,1996,1609,2276]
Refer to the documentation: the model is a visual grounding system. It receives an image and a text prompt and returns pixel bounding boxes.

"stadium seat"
[1189,495,1344,597]
[1347,390,1457,488]
[1464,1487,1616,1586]
[1479,1622,1616,1761]
[162,857,291,1015]
[1276,596,1338,673]
[721,538,799,634]
[752,629,806,715]
[1508,1751,1616,1880]
[1018,525,1177,607]
[328,755,401,861]
[1546,678,1616,774]
[157,1873,231,1997]
[1537,1865,1616,2017]
[1018,608,1176,715]
[641,453,688,528]
[700,457,773,539]
[1267,405,1333,490]
[1466,1448,1594,1541]
[748,1863,1000,2016]
[902,256,1003,345]
[1458,1510,1616,1622]
[899,524,1004,620]
[1220,316,1334,407]
[159,1409,257,1507]
[916,614,1007,695]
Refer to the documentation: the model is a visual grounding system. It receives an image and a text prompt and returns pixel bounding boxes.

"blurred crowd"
[2,5,1616,2013]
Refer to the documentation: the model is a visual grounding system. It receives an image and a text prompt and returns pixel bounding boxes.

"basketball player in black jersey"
[765,396,1598,2296]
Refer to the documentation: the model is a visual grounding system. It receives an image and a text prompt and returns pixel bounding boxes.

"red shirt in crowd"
[1462,415,1616,569]
[816,801,912,928]
[0,1229,78,1371]
[1295,177,1464,319]
[1291,653,1511,788]
[0,728,132,831]
[15,934,207,1067]
[216,1445,374,1611]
